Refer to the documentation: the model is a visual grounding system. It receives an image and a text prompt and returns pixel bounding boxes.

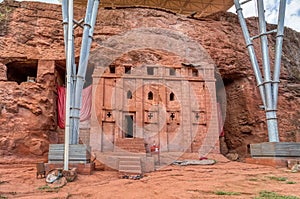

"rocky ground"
[0,2,300,198]
[0,0,299,160]
[1,154,300,199]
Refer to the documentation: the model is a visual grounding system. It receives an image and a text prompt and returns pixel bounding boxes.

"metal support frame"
[62,0,100,170]
[72,0,100,144]
[234,0,286,142]
[62,0,73,171]
[60,0,286,169]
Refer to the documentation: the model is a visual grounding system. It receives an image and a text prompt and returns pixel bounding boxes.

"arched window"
[148,91,153,100]
[127,90,132,99]
[170,92,175,101]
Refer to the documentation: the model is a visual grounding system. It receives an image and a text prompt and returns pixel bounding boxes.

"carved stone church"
[80,29,220,171]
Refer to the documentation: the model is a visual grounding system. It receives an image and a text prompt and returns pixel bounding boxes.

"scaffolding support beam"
[62,0,100,170]
[71,0,100,144]
[234,0,287,143]
[257,0,279,142]
[273,0,286,110]
[234,0,266,107]
[72,0,100,143]
[63,0,74,171]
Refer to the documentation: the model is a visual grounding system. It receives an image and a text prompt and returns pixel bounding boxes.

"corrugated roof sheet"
[75,0,233,17]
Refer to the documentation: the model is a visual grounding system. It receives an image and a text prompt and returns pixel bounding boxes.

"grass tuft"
[286,181,297,184]
[268,176,287,181]
[255,190,300,199]
[214,190,241,196]
[37,185,60,193]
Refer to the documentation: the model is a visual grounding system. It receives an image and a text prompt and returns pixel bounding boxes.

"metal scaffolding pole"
[273,0,286,109]
[72,0,100,144]
[257,0,279,142]
[62,0,100,170]
[234,0,287,143]
[63,0,74,171]
[62,0,77,145]
[71,0,94,144]
[234,0,266,107]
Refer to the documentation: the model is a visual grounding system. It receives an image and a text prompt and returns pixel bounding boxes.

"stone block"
[245,157,287,168]
[44,162,95,175]
[141,156,155,172]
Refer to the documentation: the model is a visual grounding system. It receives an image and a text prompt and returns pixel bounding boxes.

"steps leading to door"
[115,138,146,153]
[118,156,142,174]
[93,138,155,173]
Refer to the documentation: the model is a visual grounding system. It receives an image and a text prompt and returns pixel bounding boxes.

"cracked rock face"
[0,0,299,160]
[0,63,7,81]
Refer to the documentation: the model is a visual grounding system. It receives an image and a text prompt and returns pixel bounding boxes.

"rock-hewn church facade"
[85,29,220,160]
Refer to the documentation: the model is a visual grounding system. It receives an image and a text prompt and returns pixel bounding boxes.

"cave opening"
[6,60,38,84]
[55,62,66,86]
[55,57,93,88]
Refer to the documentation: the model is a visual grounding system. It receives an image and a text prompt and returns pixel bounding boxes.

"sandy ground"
[1,155,300,199]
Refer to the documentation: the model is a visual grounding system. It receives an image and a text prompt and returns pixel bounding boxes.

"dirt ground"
[1,154,300,199]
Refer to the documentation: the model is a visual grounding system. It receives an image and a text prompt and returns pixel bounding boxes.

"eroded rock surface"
[0,0,299,160]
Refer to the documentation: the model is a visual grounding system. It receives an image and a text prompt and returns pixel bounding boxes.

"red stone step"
[115,138,146,153]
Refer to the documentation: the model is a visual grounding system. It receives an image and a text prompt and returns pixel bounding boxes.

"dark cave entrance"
[6,60,38,84]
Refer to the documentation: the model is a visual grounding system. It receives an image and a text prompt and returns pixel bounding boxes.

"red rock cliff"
[0,0,299,161]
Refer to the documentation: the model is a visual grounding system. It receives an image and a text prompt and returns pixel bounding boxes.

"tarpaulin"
[57,85,92,128]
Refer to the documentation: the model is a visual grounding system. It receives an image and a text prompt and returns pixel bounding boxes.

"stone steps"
[115,138,146,153]
[93,138,154,174]
[119,160,141,165]
[118,156,142,174]
[103,152,147,157]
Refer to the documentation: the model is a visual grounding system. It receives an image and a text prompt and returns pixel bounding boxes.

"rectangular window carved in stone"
[125,66,131,74]
[147,67,154,75]
[192,68,198,77]
[169,68,176,76]
[109,66,115,74]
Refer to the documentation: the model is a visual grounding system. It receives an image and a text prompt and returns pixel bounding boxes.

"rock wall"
[0,60,58,159]
[0,0,299,160]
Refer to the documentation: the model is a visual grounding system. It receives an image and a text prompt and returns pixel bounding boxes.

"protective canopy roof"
[75,0,233,17]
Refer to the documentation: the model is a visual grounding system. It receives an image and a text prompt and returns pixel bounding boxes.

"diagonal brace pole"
[234,0,286,143]
[234,0,266,107]
[273,0,286,110]
[72,0,100,144]
[257,0,279,142]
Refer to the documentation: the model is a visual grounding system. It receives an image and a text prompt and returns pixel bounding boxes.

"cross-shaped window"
[170,112,175,120]
[148,112,153,119]
[195,112,200,120]
[107,112,112,118]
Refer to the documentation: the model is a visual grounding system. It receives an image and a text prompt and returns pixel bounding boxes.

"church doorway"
[124,115,134,138]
